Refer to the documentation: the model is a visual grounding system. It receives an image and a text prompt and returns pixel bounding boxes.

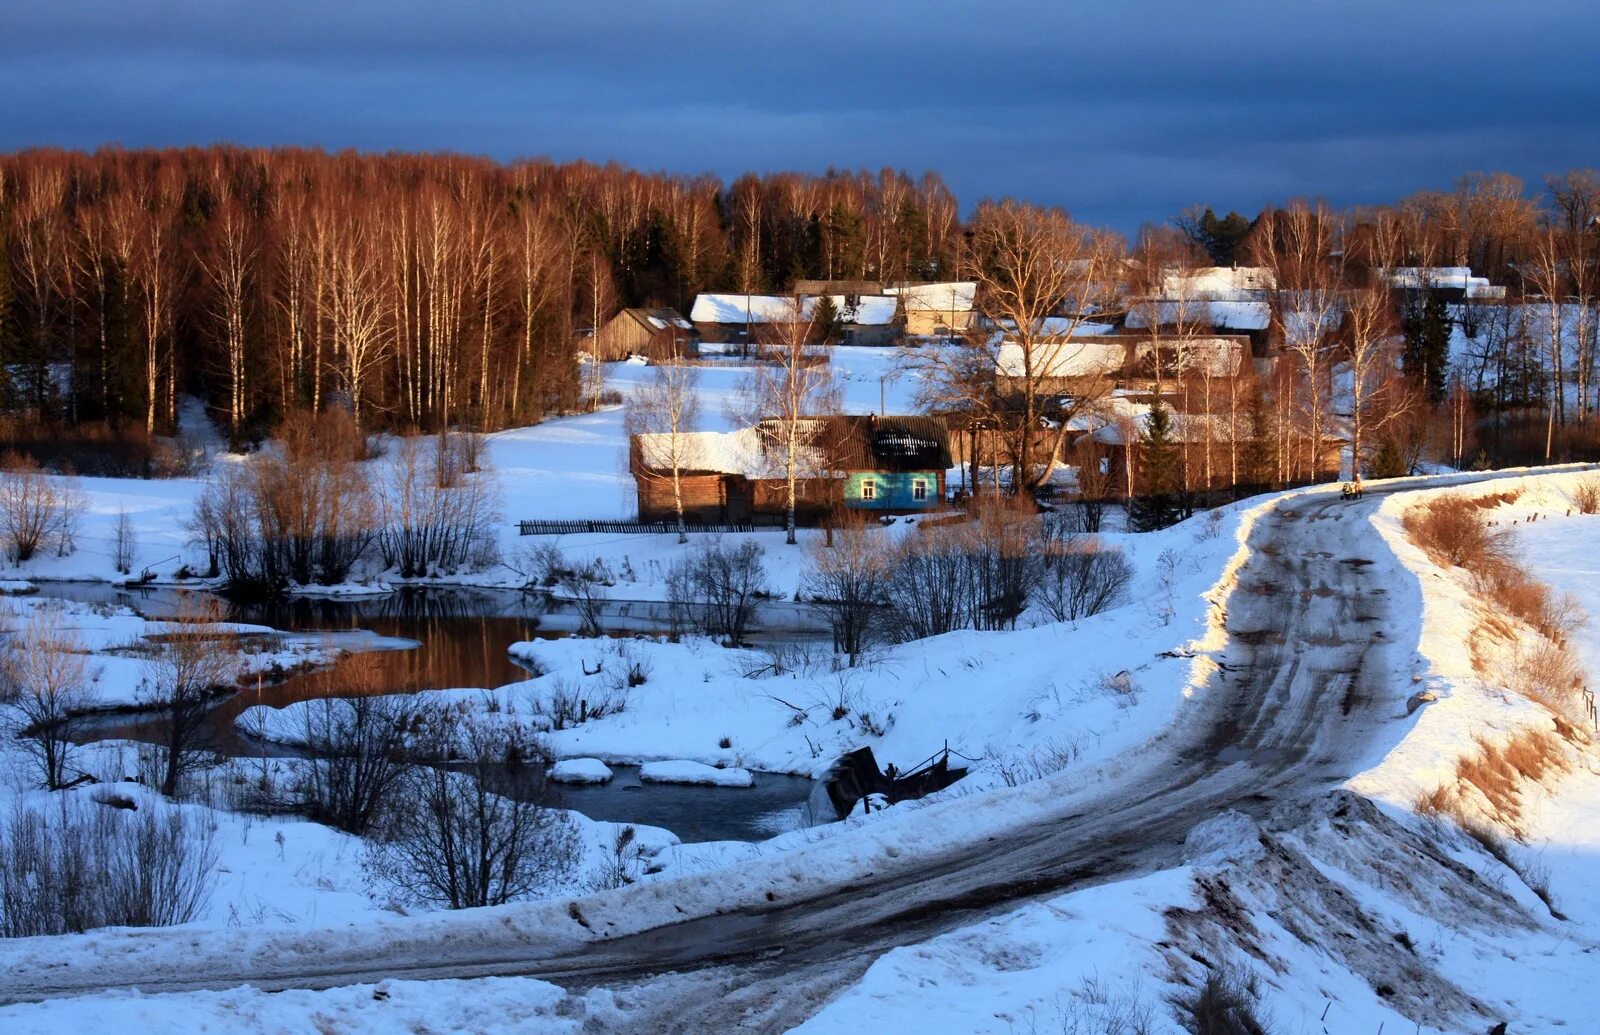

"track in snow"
[0,485,1415,1029]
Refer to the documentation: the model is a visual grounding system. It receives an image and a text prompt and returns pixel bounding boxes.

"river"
[44,582,818,843]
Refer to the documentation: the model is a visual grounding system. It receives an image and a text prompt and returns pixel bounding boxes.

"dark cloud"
[4,1,1597,231]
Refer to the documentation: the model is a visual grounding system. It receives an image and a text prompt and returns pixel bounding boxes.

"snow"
[549,758,614,784]
[1126,298,1270,331]
[994,338,1125,379]
[689,293,895,327]
[638,760,753,788]
[7,344,1600,1032]
[1157,265,1274,299]
[885,280,975,312]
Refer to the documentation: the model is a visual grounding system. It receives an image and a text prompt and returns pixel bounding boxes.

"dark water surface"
[44,582,816,842]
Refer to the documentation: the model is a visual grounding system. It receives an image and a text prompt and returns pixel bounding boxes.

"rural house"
[887,281,976,339]
[631,415,952,524]
[689,292,901,347]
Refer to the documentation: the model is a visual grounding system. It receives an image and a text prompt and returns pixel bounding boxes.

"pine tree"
[812,294,843,345]
[1401,293,1451,405]
[0,248,17,409]
[1368,438,1407,479]
[1130,402,1184,531]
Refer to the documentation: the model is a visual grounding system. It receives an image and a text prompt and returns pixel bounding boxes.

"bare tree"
[626,363,702,542]
[198,198,258,447]
[0,612,95,790]
[742,297,839,544]
[803,514,886,665]
[666,540,769,644]
[364,711,580,910]
[1343,285,1407,478]
[1253,202,1345,478]
[112,507,139,575]
[140,599,240,797]
[0,458,84,563]
[966,200,1125,493]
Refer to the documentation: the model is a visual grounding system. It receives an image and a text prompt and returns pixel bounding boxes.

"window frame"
[860,477,877,501]
[911,478,928,502]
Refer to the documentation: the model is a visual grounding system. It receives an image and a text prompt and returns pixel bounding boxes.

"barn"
[590,307,697,362]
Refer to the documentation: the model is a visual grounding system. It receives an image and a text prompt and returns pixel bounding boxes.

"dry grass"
[1569,476,1600,515]
[1432,728,1572,837]
[1401,495,1513,570]
[1405,490,1588,714]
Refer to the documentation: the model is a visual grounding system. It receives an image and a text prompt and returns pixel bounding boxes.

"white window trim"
[912,478,928,501]
[861,478,876,500]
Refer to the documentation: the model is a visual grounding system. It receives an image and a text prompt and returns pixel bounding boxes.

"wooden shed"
[591,307,697,362]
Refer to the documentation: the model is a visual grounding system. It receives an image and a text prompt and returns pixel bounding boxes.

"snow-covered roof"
[886,281,976,312]
[690,293,898,326]
[1126,300,1269,331]
[995,340,1127,380]
[1381,267,1505,299]
[690,294,810,324]
[838,295,898,326]
[1158,266,1275,300]
[636,428,763,476]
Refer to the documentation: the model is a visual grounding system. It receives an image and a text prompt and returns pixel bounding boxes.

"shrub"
[1182,967,1270,1035]
[1038,521,1133,623]
[364,711,580,910]
[1400,495,1510,570]
[0,796,218,937]
[1569,475,1600,515]
[0,455,85,563]
[295,660,413,835]
[666,540,769,644]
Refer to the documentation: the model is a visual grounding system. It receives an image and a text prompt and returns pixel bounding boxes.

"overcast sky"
[4,1,1596,232]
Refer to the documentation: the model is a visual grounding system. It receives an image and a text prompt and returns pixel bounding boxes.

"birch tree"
[625,362,701,542]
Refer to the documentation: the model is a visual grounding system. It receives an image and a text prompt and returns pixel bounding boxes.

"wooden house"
[632,415,952,524]
[591,307,697,362]
[994,334,1251,398]
[688,292,902,347]
[887,281,976,339]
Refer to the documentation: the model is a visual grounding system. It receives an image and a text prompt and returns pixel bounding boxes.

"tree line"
[0,147,961,448]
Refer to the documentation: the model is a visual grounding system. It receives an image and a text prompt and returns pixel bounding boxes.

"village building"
[886,281,976,339]
[590,307,697,361]
[631,415,952,524]
[1380,267,1506,301]
[993,333,1251,398]
[688,292,901,347]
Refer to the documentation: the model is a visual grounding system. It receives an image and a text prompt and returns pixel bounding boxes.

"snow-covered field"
[2,343,1599,1032]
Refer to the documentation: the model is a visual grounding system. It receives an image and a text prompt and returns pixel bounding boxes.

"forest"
[0,147,1597,474]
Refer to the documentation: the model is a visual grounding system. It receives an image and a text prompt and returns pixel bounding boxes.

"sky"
[3,1,1598,233]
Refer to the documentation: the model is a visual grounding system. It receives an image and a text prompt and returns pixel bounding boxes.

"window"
[860,478,876,501]
[912,478,928,502]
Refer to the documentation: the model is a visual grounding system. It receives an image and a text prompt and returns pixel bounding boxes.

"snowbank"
[549,758,614,785]
[638,760,753,788]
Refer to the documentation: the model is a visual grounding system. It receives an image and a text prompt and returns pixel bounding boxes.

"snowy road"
[0,484,1418,1027]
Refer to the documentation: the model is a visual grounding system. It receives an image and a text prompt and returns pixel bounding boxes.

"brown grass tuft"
[1570,476,1600,515]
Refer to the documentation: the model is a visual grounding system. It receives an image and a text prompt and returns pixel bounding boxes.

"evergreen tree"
[812,294,843,344]
[1239,379,1277,488]
[1130,402,1184,531]
[0,248,17,409]
[1401,293,1451,404]
[1194,208,1255,266]
[1368,438,1407,479]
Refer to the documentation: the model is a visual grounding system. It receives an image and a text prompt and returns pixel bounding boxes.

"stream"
[44,582,819,844]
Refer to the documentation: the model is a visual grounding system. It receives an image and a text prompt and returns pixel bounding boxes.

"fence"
[517,518,785,536]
